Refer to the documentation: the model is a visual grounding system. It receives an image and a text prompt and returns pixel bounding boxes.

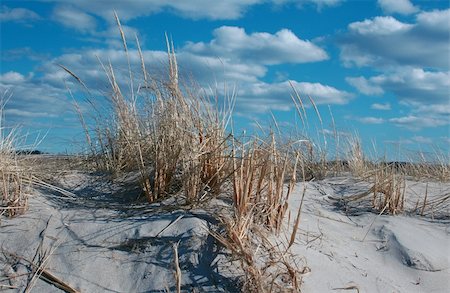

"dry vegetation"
[3,13,449,292]
[0,93,32,218]
[60,14,311,291]
[341,135,449,217]
[59,15,449,291]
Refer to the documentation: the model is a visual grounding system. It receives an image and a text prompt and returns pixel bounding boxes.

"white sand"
[1,172,449,292]
[289,177,450,293]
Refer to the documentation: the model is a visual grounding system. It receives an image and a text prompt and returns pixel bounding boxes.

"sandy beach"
[1,157,448,292]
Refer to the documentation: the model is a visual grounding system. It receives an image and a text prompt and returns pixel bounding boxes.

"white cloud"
[378,0,419,15]
[362,68,449,104]
[340,10,449,69]
[1,47,49,62]
[412,136,432,144]
[320,128,351,137]
[403,102,450,116]
[42,0,262,21]
[416,9,450,32]
[52,5,97,32]
[384,138,413,145]
[42,47,266,90]
[177,52,267,83]
[0,5,41,23]
[0,71,27,84]
[184,26,328,65]
[346,76,384,95]
[41,0,345,22]
[303,0,342,6]
[348,16,413,35]
[357,117,385,124]
[237,80,352,113]
[4,109,58,118]
[29,47,348,118]
[0,72,74,126]
[389,116,448,130]
[291,81,352,104]
[274,0,343,9]
[346,68,449,122]
[371,103,391,110]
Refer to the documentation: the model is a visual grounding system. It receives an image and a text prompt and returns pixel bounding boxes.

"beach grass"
[5,13,447,292]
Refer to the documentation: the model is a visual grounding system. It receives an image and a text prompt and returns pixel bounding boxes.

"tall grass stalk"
[0,93,31,217]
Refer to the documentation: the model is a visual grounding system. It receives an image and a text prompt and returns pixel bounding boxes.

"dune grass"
[60,15,309,291]
[0,93,32,218]
[341,135,449,217]
[58,14,449,292]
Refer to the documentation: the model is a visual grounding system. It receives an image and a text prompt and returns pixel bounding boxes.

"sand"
[1,166,449,292]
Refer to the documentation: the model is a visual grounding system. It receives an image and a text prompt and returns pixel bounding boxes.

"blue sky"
[0,0,449,159]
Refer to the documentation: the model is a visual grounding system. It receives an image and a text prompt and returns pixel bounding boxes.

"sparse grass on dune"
[210,133,307,292]
[64,14,234,205]
[338,135,449,218]
[58,13,449,292]
[0,93,32,218]
[62,14,308,291]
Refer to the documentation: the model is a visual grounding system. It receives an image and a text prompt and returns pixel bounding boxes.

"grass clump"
[63,15,309,291]
[0,94,32,218]
[64,14,233,205]
[212,134,305,291]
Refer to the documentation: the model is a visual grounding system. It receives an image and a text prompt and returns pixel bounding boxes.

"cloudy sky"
[1,0,449,157]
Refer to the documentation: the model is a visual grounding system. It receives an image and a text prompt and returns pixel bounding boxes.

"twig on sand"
[332,284,360,293]
[1,249,79,293]
[155,214,184,237]
[173,240,182,293]
[0,284,18,289]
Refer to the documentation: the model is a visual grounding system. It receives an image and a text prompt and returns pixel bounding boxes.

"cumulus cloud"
[0,71,27,84]
[4,109,58,118]
[384,138,413,145]
[40,48,266,90]
[356,117,385,124]
[346,76,384,95]
[184,26,328,65]
[340,9,449,131]
[371,103,391,110]
[411,136,432,144]
[0,5,41,23]
[25,43,348,120]
[274,0,343,9]
[237,80,352,113]
[41,0,262,21]
[348,16,413,35]
[0,71,73,126]
[389,116,448,130]
[348,68,449,129]
[339,10,449,69]
[52,5,97,32]
[403,102,450,116]
[41,0,345,22]
[378,0,419,15]
[1,47,49,62]
[349,68,449,105]
[416,9,450,33]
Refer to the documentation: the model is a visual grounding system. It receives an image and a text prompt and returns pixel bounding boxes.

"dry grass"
[231,134,298,233]
[64,16,308,291]
[405,150,450,182]
[346,136,368,177]
[370,165,406,215]
[65,14,233,205]
[61,14,449,292]
[340,135,449,217]
[0,93,32,218]
[208,134,308,291]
